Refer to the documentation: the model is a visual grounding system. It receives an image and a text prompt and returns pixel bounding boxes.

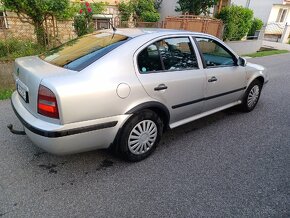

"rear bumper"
[11,92,130,154]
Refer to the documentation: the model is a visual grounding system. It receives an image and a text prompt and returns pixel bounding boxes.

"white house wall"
[159,0,181,20]
[268,4,290,23]
[158,0,288,25]
[231,0,282,24]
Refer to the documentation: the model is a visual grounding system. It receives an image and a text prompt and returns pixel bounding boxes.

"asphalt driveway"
[0,53,289,217]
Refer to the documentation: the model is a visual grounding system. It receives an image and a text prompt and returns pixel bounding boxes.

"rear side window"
[138,44,163,72]
[40,32,130,71]
[195,37,236,68]
[138,37,198,73]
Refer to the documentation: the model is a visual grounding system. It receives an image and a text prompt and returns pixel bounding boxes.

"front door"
[195,37,246,111]
[135,36,206,126]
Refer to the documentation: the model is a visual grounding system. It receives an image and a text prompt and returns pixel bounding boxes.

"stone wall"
[0,14,77,44]
[0,16,36,41]
[54,20,77,43]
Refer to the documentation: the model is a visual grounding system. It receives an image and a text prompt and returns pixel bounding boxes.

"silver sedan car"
[10,28,268,161]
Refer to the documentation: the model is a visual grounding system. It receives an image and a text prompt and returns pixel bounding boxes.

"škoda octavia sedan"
[9,28,268,161]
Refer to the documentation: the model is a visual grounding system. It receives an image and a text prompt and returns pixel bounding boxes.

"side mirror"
[238,57,247,67]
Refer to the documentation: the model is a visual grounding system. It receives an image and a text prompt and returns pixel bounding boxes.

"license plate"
[17,83,29,103]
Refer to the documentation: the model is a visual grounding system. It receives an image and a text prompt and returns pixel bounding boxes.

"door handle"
[154,84,168,91]
[208,76,218,83]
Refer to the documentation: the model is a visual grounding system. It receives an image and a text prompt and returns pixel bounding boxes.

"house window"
[96,19,110,29]
[276,8,288,22]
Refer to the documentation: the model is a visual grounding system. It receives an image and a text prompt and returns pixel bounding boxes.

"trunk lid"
[14,56,75,119]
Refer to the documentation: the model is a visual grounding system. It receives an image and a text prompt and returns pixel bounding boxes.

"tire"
[240,80,262,112]
[118,109,163,162]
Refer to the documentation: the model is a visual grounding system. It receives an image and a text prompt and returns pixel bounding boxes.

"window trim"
[193,36,238,69]
[136,36,200,74]
[40,33,131,71]
[276,8,288,23]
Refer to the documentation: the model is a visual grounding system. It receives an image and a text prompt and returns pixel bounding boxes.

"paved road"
[1,53,289,217]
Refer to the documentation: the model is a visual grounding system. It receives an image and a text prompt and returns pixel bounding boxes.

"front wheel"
[240,80,262,112]
[118,110,163,162]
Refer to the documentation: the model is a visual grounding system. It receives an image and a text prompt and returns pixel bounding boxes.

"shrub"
[248,18,263,36]
[74,15,93,37]
[73,2,93,37]
[217,5,254,41]
[140,11,160,22]
[0,39,45,60]
[0,89,14,100]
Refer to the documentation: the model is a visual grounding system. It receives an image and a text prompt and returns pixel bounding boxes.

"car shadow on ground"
[2,103,262,196]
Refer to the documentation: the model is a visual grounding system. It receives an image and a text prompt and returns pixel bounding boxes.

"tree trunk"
[34,21,46,47]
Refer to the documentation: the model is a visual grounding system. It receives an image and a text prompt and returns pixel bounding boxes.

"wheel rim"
[247,85,260,108]
[128,120,157,155]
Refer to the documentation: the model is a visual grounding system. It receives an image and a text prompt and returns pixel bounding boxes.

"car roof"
[101,28,212,38]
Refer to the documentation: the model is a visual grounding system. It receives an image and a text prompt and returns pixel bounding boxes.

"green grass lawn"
[245,50,289,58]
[0,89,14,100]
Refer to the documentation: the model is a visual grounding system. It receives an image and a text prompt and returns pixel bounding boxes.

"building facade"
[71,0,123,29]
[231,0,290,39]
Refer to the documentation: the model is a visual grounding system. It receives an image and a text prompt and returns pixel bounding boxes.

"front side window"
[195,37,236,68]
[40,32,130,71]
[137,37,198,73]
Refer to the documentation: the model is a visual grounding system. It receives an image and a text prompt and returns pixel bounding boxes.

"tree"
[154,0,163,10]
[118,1,133,22]
[176,0,218,15]
[0,0,70,46]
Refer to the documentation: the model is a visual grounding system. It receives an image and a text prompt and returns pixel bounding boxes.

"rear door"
[194,37,246,111]
[134,36,206,126]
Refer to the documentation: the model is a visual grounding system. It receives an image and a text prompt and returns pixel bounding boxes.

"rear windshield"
[40,32,130,71]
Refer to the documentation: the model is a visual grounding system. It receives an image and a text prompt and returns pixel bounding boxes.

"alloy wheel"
[247,85,260,108]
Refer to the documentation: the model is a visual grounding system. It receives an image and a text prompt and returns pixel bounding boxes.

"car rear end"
[10,31,134,154]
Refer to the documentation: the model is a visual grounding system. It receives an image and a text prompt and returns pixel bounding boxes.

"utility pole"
[246,0,251,8]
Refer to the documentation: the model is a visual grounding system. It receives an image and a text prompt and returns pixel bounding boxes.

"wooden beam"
[218,0,223,14]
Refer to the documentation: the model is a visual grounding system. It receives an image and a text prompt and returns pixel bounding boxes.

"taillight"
[37,85,59,119]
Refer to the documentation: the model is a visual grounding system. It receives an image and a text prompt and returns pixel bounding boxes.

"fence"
[117,15,224,39]
[163,15,224,38]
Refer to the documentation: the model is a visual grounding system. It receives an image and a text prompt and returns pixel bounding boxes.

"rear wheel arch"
[125,101,170,130]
